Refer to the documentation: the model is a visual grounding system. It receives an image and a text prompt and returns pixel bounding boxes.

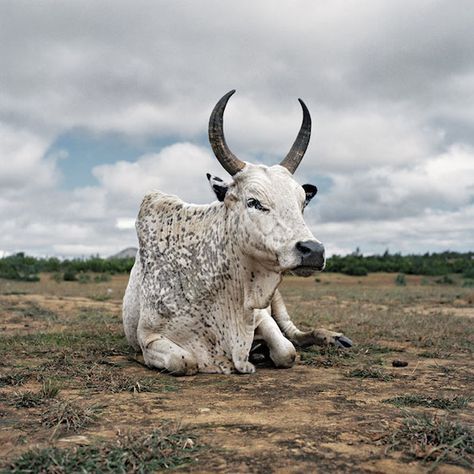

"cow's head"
[207,90,325,276]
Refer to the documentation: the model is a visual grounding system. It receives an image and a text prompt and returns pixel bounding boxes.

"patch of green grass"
[384,414,473,468]
[382,394,471,410]
[418,350,451,359]
[89,293,112,301]
[348,367,394,381]
[83,369,177,394]
[299,346,356,367]
[33,351,177,393]
[0,331,131,358]
[395,273,407,286]
[435,275,455,285]
[12,303,57,320]
[41,399,100,434]
[8,423,199,473]
[12,380,61,408]
[0,371,29,387]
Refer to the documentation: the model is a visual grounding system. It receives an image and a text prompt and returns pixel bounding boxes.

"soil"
[0,273,472,473]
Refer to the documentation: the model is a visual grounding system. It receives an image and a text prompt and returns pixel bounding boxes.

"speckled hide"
[123,164,351,375]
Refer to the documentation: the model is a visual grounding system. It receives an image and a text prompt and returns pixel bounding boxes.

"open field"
[0,272,473,473]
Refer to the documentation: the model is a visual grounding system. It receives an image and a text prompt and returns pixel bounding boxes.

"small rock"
[198,407,210,413]
[58,435,91,445]
[392,360,408,367]
[183,438,195,448]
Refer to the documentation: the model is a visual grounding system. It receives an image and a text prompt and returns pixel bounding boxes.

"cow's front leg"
[231,319,256,374]
[137,306,198,376]
[254,309,296,368]
[141,335,198,376]
[271,290,353,349]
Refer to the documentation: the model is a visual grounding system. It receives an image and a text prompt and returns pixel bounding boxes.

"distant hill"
[109,247,137,259]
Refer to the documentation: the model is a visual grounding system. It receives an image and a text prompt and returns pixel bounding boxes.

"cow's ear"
[302,184,318,206]
[206,173,229,202]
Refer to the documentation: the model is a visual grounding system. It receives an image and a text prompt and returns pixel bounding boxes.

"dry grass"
[383,394,471,410]
[12,380,61,408]
[384,414,473,468]
[0,272,472,473]
[41,399,100,434]
[8,422,198,473]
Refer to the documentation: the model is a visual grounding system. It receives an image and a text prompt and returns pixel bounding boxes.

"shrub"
[395,273,407,286]
[77,272,91,284]
[463,266,474,279]
[435,275,455,285]
[63,269,77,282]
[343,265,368,276]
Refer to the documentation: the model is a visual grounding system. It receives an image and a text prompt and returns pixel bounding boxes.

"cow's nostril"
[296,242,312,255]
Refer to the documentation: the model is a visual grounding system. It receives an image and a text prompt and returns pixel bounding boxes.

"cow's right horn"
[279,98,311,174]
[208,90,246,176]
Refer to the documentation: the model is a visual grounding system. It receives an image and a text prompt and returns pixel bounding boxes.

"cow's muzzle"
[292,240,325,276]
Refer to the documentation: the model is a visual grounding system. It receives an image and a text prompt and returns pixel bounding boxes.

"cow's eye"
[247,198,269,212]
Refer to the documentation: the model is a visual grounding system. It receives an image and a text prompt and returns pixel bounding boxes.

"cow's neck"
[218,207,281,311]
[241,259,282,311]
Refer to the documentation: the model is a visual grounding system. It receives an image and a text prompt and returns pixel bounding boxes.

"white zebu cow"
[123,90,352,375]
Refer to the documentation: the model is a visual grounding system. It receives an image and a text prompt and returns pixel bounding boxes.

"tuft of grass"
[395,273,407,286]
[0,371,29,387]
[41,399,99,433]
[348,367,394,381]
[12,303,57,320]
[418,350,451,359]
[384,414,473,468]
[299,346,355,367]
[13,380,61,408]
[8,423,199,473]
[89,293,112,301]
[435,275,455,285]
[382,394,471,410]
[84,371,177,394]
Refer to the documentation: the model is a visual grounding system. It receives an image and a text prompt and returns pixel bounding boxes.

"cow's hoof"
[334,335,353,348]
[234,361,256,374]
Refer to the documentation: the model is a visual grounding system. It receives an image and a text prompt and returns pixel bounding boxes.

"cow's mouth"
[290,265,324,277]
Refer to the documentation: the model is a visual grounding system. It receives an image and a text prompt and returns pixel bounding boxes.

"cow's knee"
[143,337,198,376]
[270,341,296,368]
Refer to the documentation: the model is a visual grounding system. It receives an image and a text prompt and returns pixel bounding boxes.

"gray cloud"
[0,1,473,256]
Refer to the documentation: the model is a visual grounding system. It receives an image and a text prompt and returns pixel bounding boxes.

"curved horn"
[208,90,246,176]
[279,98,311,174]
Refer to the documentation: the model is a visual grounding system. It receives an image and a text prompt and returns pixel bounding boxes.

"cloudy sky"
[1,0,473,257]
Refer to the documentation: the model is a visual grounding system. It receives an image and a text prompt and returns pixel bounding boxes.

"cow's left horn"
[279,98,311,174]
[208,90,246,176]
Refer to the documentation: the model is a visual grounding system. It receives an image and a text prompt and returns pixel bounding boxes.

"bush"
[0,253,40,281]
[435,275,455,285]
[395,273,407,286]
[463,266,474,279]
[94,273,112,283]
[51,272,63,283]
[63,270,77,282]
[77,272,91,284]
[342,265,368,276]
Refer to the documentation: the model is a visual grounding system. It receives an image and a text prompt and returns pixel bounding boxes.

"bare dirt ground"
[0,272,473,473]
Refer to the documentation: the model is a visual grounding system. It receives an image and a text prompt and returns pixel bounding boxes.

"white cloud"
[0,124,58,189]
[0,1,473,257]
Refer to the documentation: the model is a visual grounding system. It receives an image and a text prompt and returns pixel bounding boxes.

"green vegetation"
[8,424,198,473]
[384,414,473,468]
[382,394,471,410]
[0,252,134,282]
[41,399,100,433]
[394,273,406,286]
[347,367,394,381]
[12,380,61,408]
[326,249,474,276]
[1,250,473,281]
